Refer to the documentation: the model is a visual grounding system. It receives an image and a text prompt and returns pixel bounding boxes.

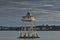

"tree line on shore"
[0,25,60,31]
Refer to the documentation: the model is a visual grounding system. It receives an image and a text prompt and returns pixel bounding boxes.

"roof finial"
[27,8,32,16]
[28,8,31,12]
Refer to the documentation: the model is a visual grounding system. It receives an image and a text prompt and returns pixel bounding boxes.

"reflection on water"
[18,38,39,40]
[0,31,60,40]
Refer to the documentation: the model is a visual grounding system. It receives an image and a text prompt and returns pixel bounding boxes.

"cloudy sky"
[0,0,60,26]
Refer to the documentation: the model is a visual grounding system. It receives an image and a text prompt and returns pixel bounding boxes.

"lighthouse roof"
[21,12,36,22]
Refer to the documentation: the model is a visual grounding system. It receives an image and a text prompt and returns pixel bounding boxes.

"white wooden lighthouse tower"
[18,11,40,40]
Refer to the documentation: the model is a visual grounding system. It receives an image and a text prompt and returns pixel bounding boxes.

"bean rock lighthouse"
[18,11,40,39]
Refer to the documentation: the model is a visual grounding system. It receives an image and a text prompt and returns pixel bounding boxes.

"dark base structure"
[18,36,40,39]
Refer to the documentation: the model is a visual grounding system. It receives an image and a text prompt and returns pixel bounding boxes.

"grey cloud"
[36,11,60,22]
[0,17,19,22]
[0,0,60,25]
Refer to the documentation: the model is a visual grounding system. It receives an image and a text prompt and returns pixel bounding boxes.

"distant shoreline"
[0,25,60,31]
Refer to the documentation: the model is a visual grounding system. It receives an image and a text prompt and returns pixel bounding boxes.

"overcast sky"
[0,0,60,26]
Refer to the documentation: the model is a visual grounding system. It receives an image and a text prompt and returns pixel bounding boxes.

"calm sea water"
[0,31,60,40]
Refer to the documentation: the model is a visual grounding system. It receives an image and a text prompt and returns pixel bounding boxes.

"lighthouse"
[18,11,40,39]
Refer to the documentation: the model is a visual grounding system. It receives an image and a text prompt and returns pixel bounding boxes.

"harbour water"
[0,31,60,40]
